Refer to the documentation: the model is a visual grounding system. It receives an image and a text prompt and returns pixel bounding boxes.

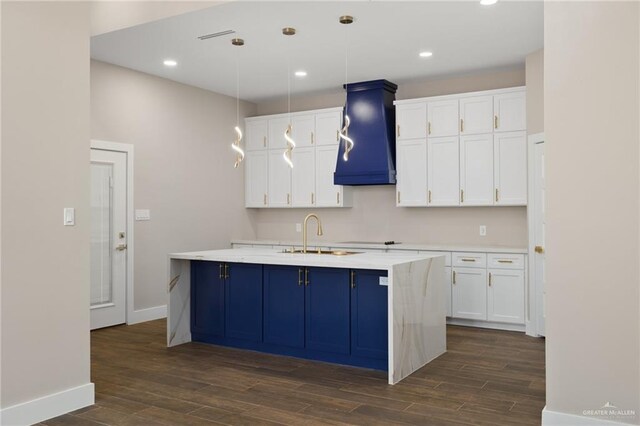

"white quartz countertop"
[169,248,442,270]
[230,239,527,254]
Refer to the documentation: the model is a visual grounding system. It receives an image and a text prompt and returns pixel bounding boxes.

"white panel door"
[90,149,127,330]
[459,95,493,135]
[488,269,525,324]
[268,150,291,207]
[444,267,452,317]
[315,111,341,146]
[268,116,291,150]
[396,103,427,140]
[245,150,268,207]
[396,138,427,206]
[494,131,527,205]
[494,91,526,132]
[291,147,316,207]
[292,114,315,148]
[245,119,268,151]
[452,267,487,320]
[460,134,494,206]
[316,144,342,206]
[428,99,459,137]
[427,136,459,206]
[532,141,546,335]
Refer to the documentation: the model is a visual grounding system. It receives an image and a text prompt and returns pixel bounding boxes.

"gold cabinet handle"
[219,263,224,279]
[336,129,339,142]
[535,245,545,254]
[350,270,356,289]
[311,131,314,144]
[460,189,464,203]
[298,268,303,286]
[264,193,267,206]
[263,136,267,148]
[287,193,290,205]
[453,270,456,284]
[461,258,476,262]
[311,193,315,205]
[428,189,432,204]
[497,259,514,264]
[397,124,400,137]
[460,118,464,133]
[337,192,340,205]
[224,263,229,279]
[304,267,310,286]
[494,115,499,129]
[495,188,499,203]
[397,191,401,204]
[428,121,432,135]
[488,272,492,287]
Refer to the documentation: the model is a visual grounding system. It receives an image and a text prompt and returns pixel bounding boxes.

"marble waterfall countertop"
[167,248,446,385]
[230,239,527,254]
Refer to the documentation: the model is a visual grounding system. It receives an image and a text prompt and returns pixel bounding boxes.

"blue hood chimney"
[334,79,398,186]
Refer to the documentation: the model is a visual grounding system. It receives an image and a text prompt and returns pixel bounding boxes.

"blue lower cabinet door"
[191,261,225,337]
[225,263,263,341]
[351,269,388,360]
[263,265,305,348]
[305,267,350,354]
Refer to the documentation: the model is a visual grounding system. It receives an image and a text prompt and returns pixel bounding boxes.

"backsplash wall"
[251,67,529,248]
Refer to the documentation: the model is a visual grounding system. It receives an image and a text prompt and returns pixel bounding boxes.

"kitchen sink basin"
[280,249,360,256]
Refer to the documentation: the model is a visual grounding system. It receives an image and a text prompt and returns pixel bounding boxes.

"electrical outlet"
[479,225,487,236]
[296,223,302,233]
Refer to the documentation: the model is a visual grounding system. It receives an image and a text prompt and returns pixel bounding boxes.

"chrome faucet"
[303,213,323,254]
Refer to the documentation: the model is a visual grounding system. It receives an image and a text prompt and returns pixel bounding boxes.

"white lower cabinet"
[452,267,487,320]
[268,150,291,207]
[444,267,452,317]
[291,147,316,207]
[487,269,525,324]
[396,138,427,206]
[245,151,268,207]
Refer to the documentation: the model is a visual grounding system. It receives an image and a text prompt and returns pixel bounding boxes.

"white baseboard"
[128,304,167,325]
[446,317,526,333]
[0,383,94,426]
[542,406,633,425]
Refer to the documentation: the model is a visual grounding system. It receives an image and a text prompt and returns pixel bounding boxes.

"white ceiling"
[90,1,543,103]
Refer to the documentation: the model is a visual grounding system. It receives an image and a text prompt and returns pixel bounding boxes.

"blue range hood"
[334,79,398,186]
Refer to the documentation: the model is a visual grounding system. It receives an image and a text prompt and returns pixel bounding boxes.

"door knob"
[534,245,544,254]
[116,244,128,251]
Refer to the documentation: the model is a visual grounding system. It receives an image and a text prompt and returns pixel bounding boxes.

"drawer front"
[487,253,525,270]
[419,251,451,267]
[452,252,487,268]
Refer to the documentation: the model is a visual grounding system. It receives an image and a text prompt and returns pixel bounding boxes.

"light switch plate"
[135,209,151,221]
[479,225,487,236]
[63,208,75,226]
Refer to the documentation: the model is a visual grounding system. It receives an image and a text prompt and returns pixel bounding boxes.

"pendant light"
[282,27,296,168]
[338,15,354,161]
[231,37,245,168]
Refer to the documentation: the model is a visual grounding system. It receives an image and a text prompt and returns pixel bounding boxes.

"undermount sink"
[281,249,360,256]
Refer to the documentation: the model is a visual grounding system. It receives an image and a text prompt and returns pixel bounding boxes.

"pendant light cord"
[236,48,240,127]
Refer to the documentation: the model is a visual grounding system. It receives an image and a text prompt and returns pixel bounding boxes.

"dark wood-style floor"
[41,320,545,426]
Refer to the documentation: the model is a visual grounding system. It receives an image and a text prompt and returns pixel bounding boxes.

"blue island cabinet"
[263,265,305,348]
[225,263,263,342]
[190,261,224,338]
[351,269,389,362]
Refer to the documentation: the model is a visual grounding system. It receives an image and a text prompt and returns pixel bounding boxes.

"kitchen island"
[167,247,445,384]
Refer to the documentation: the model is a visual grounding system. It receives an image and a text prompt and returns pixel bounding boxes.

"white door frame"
[90,140,134,325]
[526,132,544,337]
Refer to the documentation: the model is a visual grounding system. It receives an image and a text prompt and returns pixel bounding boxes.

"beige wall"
[1,1,91,409]
[525,49,543,135]
[91,60,258,310]
[545,2,640,423]
[254,68,527,248]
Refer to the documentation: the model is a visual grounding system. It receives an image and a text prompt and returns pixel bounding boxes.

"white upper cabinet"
[268,116,291,150]
[315,144,348,207]
[396,103,427,140]
[245,119,268,151]
[245,151,268,207]
[459,95,494,135]
[291,147,316,207]
[487,269,525,324]
[427,99,459,137]
[292,114,315,148]
[267,150,291,207]
[494,91,526,132]
[494,131,527,206]
[460,134,494,206]
[427,136,459,206]
[396,138,427,206]
[315,110,342,146]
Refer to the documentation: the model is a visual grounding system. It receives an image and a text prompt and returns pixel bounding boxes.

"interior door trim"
[526,132,544,337]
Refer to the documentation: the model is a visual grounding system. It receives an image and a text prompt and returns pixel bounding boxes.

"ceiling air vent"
[197,30,235,41]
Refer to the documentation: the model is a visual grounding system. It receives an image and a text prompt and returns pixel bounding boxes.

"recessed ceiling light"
[163,59,177,67]
[294,70,307,77]
[480,0,498,5]
[419,51,433,58]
